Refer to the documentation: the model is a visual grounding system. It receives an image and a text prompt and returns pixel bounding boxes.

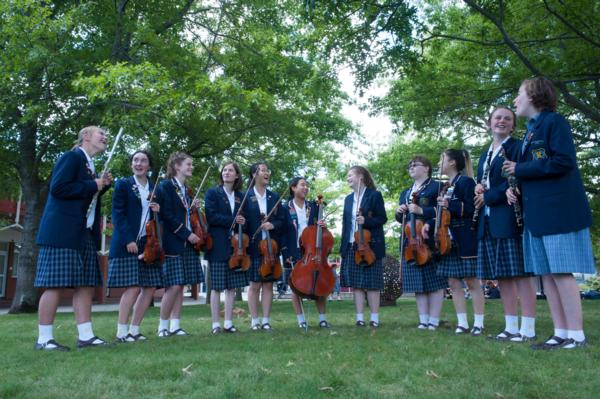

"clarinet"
[471,152,491,231]
[500,146,523,228]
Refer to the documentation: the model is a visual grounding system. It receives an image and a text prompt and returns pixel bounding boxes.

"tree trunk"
[9,184,45,313]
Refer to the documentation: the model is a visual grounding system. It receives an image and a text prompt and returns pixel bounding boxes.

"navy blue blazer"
[340,188,387,259]
[204,185,245,262]
[37,148,108,250]
[443,174,478,258]
[396,178,442,249]
[475,137,523,239]
[158,179,193,256]
[515,111,592,236]
[244,188,285,258]
[280,200,319,262]
[109,177,157,259]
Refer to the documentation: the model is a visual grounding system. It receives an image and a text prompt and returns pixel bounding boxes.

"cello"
[434,183,453,256]
[404,192,432,266]
[140,168,165,265]
[289,195,335,300]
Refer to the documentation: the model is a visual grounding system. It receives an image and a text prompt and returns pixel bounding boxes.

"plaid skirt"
[402,259,448,293]
[209,261,249,291]
[162,246,204,287]
[523,227,595,275]
[34,230,102,288]
[437,249,478,279]
[108,237,163,288]
[340,247,384,290]
[477,224,527,279]
[248,257,279,283]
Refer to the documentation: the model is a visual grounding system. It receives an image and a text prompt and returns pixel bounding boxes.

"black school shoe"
[34,339,70,352]
[530,335,566,350]
[76,336,107,349]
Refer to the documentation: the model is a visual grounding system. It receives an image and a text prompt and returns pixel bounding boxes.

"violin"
[188,187,213,252]
[140,169,165,265]
[228,216,250,271]
[289,195,335,299]
[434,183,453,256]
[404,192,432,266]
[142,210,165,265]
[354,208,376,267]
[258,212,282,280]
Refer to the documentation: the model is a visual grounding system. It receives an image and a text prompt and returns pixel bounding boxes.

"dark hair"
[288,176,307,199]
[443,149,474,178]
[349,165,376,189]
[218,161,243,191]
[487,107,516,133]
[522,77,557,112]
[166,152,192,178]
[408,155,433,178]
[129,150,154,169]
[248,161,268,187]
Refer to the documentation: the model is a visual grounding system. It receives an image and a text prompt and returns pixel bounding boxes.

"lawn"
[1,299,599,399]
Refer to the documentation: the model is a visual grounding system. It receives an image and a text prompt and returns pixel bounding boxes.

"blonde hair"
[73,126,105,148]
[166,152,192,178]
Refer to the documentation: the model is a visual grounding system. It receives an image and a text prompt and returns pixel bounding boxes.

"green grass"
[1,299,600,399]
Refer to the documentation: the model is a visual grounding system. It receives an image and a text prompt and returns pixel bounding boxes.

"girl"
[281,177,330,329]
[474,107,537,342]
[204,162,248,334]
[503,77,595,349]
[430,149,486,336]
[34,126,112,350]
[396,156,447,331]
[108,150,162,342]
[245,162,285,330]
[340,166,387,328]
[157,152,204,337]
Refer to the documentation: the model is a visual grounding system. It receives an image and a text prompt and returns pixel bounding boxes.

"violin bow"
[192,166,212,204]
[228,174,256,233]
[86,126,125,217]
[136,167,163,242]
[251,185,289,241]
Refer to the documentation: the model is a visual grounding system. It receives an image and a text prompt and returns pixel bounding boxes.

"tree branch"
[543,0,600,48]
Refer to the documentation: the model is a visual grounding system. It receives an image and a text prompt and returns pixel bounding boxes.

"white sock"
[297,314,305,324]
[505,315,519,334]
[117,323,129,338]
[554,328,568,339]
[38,324,54,344]
[169,318,180,332]
[158,319,169,332]
[419,314,429,325]
[129,325,140,336]
[356,313,364,322]
[319,314,327,322]
[429,317,440,327]
[473,314,484,328]
[568,330,585,342]
[224,320,233,329]
[251,318,260,327]
[77,322,95,341]
[520,316,536,337]
[370,313,379,323]
[456,313,469,328]
[212,322,220,329]
[261,317,270,325]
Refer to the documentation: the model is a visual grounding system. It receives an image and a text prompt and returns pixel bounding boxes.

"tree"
[1,0,353,312]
